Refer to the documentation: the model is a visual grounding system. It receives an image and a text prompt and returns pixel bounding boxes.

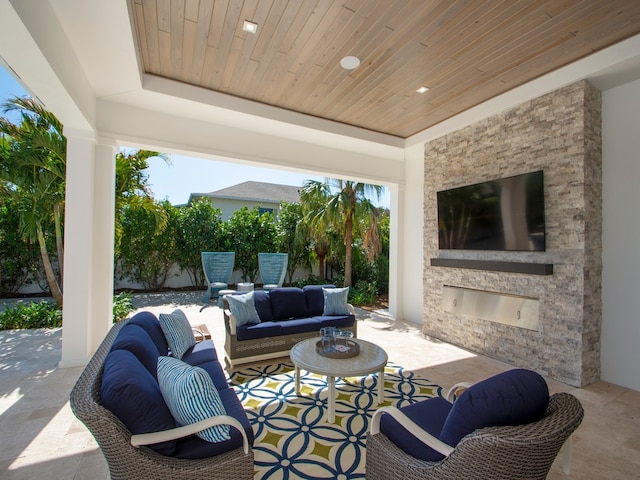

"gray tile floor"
[0,292,639,479]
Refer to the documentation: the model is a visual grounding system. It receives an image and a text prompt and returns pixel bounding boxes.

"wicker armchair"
[69,319,254,480]
[201,251,235,309]
[258,252,288,291]
[366,387,583,480]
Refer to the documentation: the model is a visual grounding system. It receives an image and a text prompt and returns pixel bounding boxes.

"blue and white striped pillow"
[226,291,261,326]
[158,310,195,359]
[322,287,350,315]
[156,356,230,443]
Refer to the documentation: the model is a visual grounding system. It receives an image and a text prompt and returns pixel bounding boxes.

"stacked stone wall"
[423,80,602,387]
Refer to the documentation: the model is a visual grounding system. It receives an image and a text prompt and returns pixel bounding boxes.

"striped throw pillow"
[158,310,195,359]
[322,287,350,315]
[157,356,230,443]
[226,291,261,326]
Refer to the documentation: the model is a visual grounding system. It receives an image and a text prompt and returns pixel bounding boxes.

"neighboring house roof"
[189,181,301,205]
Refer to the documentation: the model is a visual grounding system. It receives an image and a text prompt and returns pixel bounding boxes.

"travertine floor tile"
[0,291,638,479]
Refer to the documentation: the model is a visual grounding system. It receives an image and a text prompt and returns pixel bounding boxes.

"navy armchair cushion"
[128,311,169,355]
[380,396,453,462]
[110,324,161,378]
[101,349,176,456]
[440,368,549,447]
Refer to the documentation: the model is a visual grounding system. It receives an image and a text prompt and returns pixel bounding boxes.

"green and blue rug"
[228,362,443,480]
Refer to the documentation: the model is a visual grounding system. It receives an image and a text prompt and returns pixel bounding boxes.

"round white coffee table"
[290,337,388,423]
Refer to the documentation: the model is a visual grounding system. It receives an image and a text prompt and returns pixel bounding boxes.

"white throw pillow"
[322,287,350,315]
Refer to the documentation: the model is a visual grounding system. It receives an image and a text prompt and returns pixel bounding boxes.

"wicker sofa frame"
[223,305,357,368]
[69,319,254,480]
[365,392,583,480]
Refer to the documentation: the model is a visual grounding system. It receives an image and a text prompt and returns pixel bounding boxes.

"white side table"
[237,282,254,292]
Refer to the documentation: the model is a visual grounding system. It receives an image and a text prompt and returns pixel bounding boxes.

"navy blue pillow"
[128,311,169,355]
[110,324,161,377]
[440,369,549,447]
[269,287,308,319]
[303,284,335,316]
[101,349,177,456]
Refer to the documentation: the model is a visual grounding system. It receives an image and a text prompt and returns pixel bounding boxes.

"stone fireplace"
[423,80,602,387]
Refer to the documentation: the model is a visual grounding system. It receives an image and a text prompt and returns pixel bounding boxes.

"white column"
[388,184,402,319]
[401,143,425,325]
[59,131,116,367]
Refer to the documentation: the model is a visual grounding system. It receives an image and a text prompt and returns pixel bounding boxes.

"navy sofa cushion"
[101,349,176,456]
[110,324,161,378]
[279,317,322,335]
[192,360,231,391]
[173,387,255,459]
[303,284,335,316]
[128,311,169,355]
[269,287,308,319]
[236,321,283,341]
[180,339,218,367]
[440,368,549,447]
[314,315,356,330]
[380,396,452,462]
[253,290,274,322]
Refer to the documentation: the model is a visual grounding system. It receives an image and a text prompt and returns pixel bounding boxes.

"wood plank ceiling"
[129,0,640,139]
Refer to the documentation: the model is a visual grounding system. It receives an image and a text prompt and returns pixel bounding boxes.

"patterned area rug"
[228,362,443,480]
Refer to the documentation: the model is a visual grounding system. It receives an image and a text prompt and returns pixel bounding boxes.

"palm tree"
[113,150,169,255]
[300,179,383,287]
[1,97,167,306]
[0,96,66,305]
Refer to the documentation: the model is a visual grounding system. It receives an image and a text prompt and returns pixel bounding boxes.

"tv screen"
[437,171,545,251]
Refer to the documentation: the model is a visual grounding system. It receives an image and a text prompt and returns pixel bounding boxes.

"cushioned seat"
[367,369,584,480]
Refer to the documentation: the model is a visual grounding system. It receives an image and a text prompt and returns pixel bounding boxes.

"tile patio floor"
[0,291,639,479]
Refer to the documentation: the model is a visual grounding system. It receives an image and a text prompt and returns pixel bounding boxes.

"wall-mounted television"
[437,171,545,251]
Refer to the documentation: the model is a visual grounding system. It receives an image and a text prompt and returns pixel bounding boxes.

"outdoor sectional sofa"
[70,311,254,480]
[223,285,357,367]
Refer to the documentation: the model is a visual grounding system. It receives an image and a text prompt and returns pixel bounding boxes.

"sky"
[1,64,389,207]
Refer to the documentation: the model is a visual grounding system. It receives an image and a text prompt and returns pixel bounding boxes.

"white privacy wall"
[601,77,640,392]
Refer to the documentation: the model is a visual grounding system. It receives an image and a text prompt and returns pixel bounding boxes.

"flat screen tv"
[437,171,545,251]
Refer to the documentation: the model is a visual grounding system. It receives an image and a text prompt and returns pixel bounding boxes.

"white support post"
[388,183,403,319]
[59,131,116,368]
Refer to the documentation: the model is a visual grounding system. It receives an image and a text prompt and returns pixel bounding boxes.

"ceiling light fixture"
[416,86,430,94]
[242,20,258,34]
[340,56,361,70]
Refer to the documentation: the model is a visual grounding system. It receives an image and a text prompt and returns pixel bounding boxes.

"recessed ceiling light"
[340,56,361,70]
[242,20,258,34]
[416,86,430,94]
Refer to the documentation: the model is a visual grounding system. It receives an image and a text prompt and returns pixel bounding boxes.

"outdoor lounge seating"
[201,251,235,310]
[223,285,356,367]
[258,252,288,291]
[366,369,584,480]
[69,311,254,480]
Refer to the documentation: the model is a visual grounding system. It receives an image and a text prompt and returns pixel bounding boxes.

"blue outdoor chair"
[201,252,235,310]
[258,253,288,291]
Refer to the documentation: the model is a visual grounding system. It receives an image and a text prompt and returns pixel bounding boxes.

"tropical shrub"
[0,301,61,329]
[112,291,134,322]
[348,280,378,306]
[117,200,178,291]
[175,199,224,288]
[225,207,277,282]
[0,199,40,296]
